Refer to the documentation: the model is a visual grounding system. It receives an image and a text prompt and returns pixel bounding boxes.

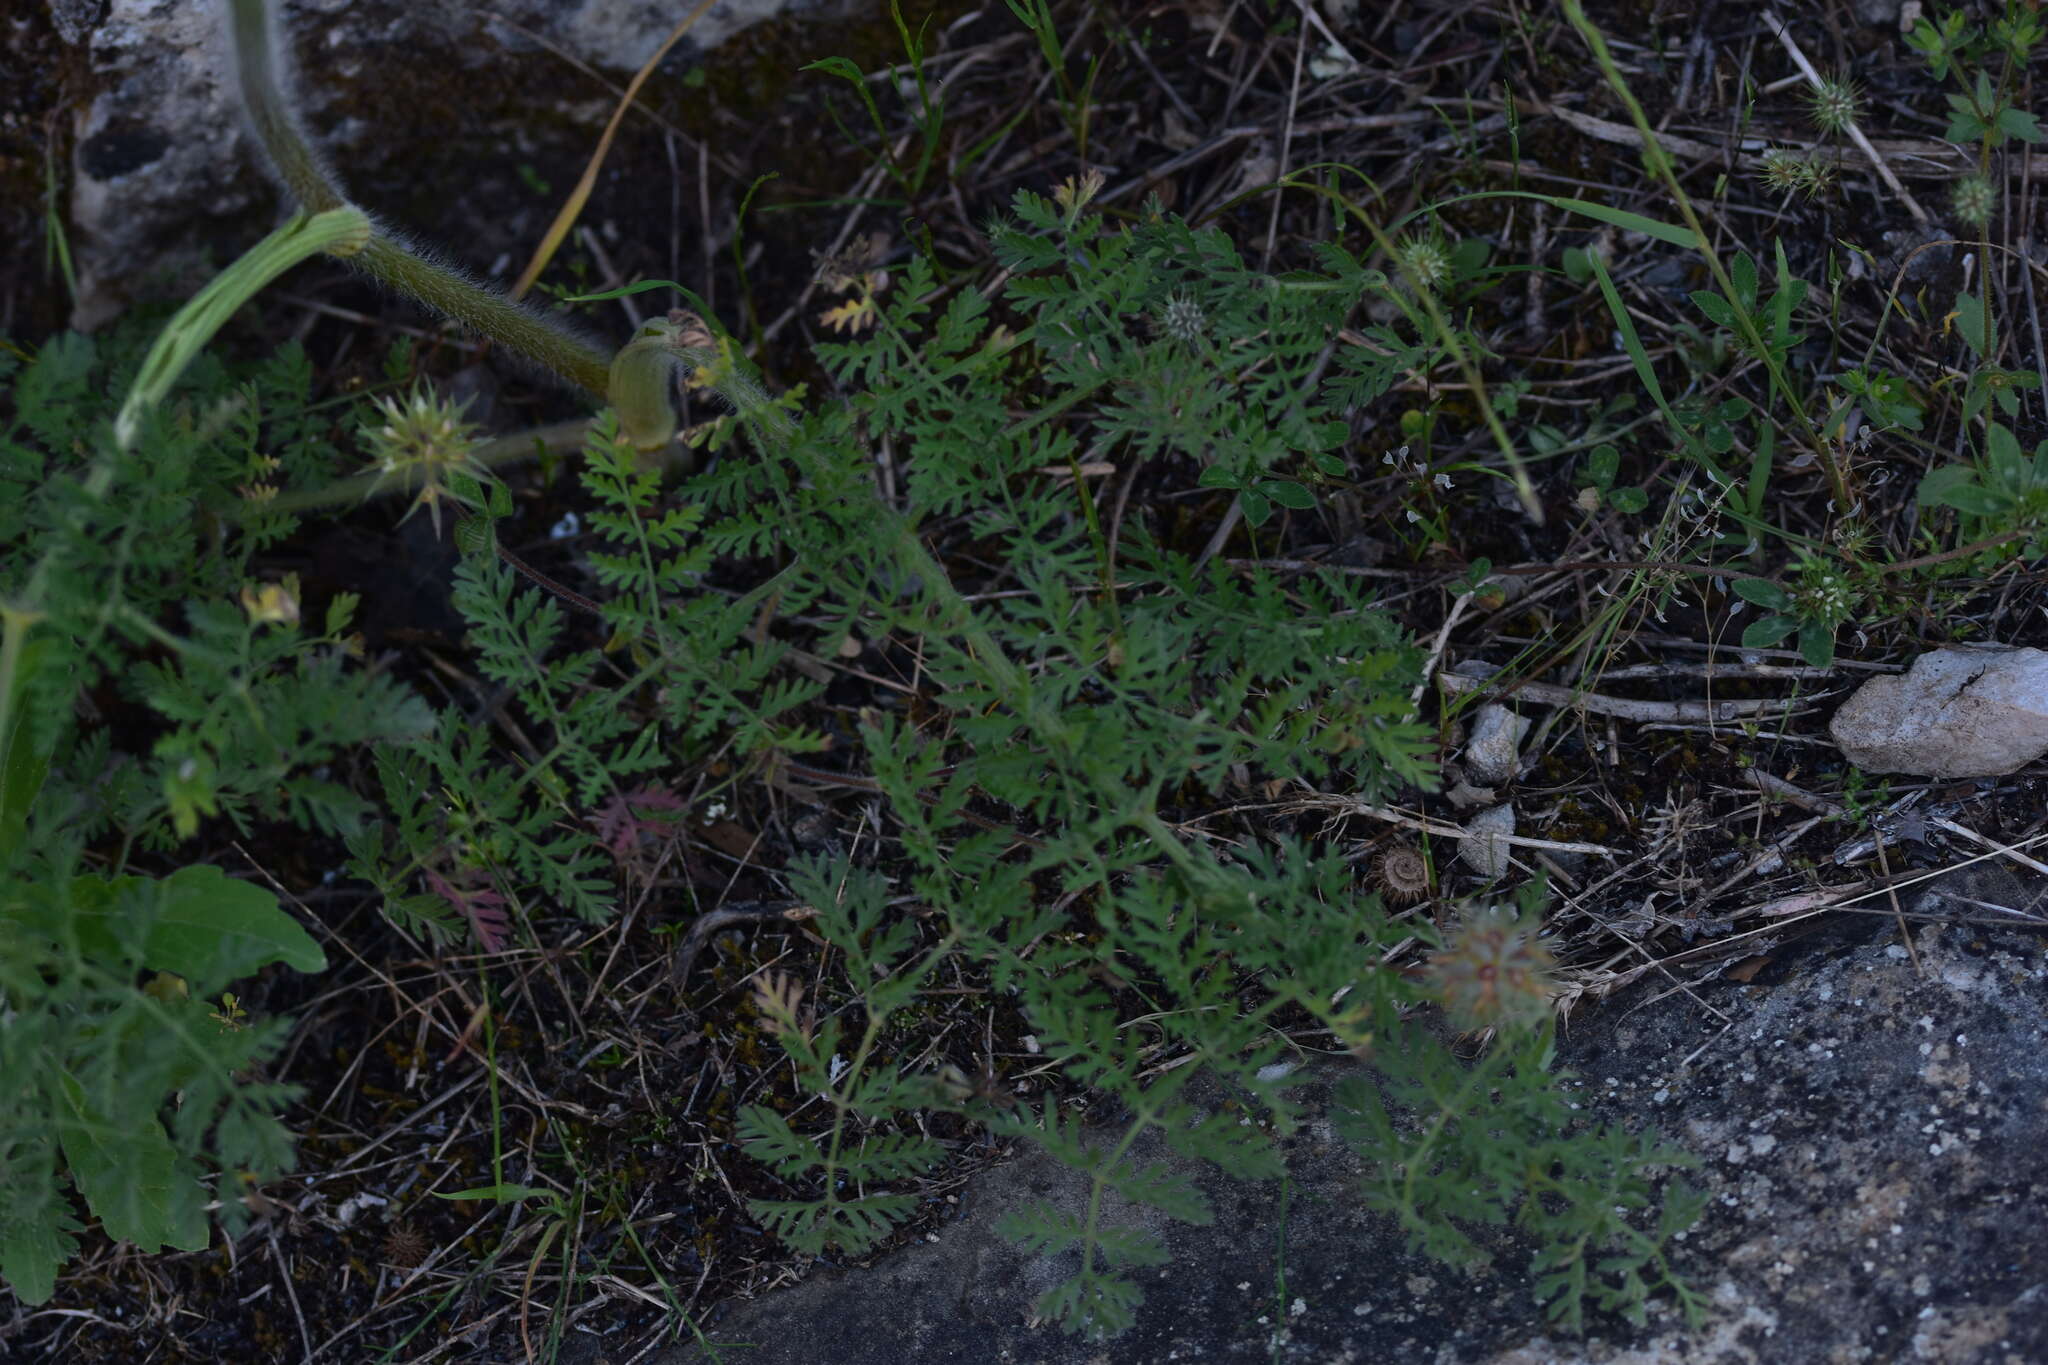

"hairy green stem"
[357,239,612,397]
[225,0,614,400]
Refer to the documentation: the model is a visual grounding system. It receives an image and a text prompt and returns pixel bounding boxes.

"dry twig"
[1436,668,1823,723]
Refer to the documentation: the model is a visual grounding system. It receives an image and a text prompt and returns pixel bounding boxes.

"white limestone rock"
[1829,646,2048,778]
[62,0,800,328]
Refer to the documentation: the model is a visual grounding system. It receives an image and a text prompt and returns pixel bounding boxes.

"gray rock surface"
[1459,801,1517,879]
[1463,702,1531,785]
[1830,646,2048,779]
[566,863,2048,1364]
[56,0,813,328]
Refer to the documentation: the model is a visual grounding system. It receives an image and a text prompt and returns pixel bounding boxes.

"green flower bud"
[609,311,717,456]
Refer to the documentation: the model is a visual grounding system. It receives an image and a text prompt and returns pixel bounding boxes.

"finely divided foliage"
[0,0,1799,1337]
[0,170,1709,1336]
[520,182,1698,1336]
[0,333,398,1303]
[14,0,2048,1347]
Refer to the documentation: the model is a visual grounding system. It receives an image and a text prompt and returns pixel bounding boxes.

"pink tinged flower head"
[1426,904,1556,1031]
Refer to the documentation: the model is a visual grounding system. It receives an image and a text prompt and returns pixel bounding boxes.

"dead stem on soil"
[1435,667,1829,725]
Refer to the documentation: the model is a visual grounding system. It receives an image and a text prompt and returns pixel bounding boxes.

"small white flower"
[1405,509,1422,524]
[1433,472,1453,490]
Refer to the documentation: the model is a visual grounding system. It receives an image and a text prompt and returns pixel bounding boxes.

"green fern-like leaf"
[747,1192,923,1258]
[736,1106,826,1177]
[994,1203,1085,1258]
[1029,1269,1143,1340]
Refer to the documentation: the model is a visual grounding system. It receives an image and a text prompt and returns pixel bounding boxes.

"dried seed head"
[381,1223,429,1268]
[1053,167,1106,218]
[1426,903,1556,1031]
[814,232,890,291]
[1372,845,1434,903]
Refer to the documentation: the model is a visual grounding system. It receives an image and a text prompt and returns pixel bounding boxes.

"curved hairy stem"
[223,0,614,399]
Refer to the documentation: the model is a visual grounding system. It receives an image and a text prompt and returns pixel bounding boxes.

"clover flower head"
[1795,557,1857,626]
[1757,148,1835,199]
[1399,236,1452,290]
[1427,904,1556,1031]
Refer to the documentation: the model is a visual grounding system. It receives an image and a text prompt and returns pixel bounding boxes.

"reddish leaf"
[592,784,688,856]
[424,868,512,953]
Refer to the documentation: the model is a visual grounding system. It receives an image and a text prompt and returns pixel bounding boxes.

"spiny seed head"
[1399,236,1452,291]
[1950,173,1996,227]
[1759,148,1803,192]
[358,385,490,535]
[1426,904,1556,1031]
[364,386,479,474]
[1757,148,1835,199]
[1158,289,1207,343]
[1806,74,1863,136]
[1830,518,1876,558]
